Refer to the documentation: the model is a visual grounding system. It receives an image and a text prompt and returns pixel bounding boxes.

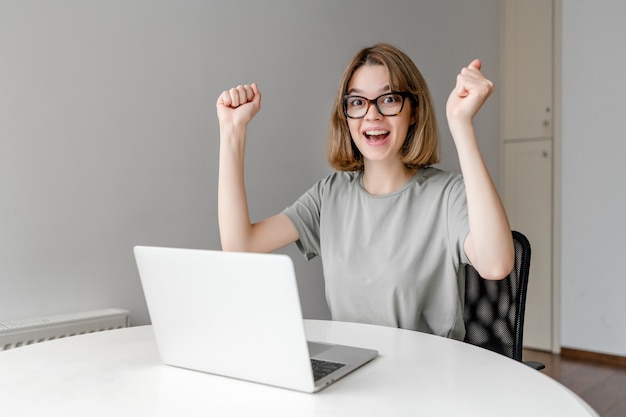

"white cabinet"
[502,0,553,140]
[503,140,553,351]
[501,0,555,351]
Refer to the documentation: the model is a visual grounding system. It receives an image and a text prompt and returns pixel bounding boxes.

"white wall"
[0,0,501,326]
[561,2,626,356]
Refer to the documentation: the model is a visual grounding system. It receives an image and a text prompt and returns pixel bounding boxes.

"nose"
[364,101,383,120]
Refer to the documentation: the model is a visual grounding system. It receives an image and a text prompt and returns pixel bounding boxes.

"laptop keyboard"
[311,358,345,381]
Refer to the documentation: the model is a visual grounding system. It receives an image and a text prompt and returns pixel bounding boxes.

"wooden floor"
[523,349,626,417]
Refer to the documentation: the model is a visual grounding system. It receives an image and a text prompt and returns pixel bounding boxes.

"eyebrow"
[347,85,391,95]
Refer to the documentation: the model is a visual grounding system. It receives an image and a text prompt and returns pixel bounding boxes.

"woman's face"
[346,64,414,169]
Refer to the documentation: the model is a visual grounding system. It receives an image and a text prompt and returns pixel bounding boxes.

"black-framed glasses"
[343,92,414,119]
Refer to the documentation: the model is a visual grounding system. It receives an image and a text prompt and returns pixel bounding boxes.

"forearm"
[444,59,512,277]
[218,126,253,251]
[452,123,514,279]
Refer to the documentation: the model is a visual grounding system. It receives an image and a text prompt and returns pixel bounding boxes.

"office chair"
[463,230,545,370]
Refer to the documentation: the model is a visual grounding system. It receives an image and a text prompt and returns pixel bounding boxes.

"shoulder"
[324,170,361,184]
[294,171,361,206]
[312,170,361,191]
[415,167,464,190]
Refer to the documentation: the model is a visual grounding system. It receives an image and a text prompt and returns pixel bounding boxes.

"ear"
[409,99,418,125]
[410,108,417,125]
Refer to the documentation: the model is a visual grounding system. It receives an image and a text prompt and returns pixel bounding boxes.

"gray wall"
[0,1,501,326]
[561,2,626,356]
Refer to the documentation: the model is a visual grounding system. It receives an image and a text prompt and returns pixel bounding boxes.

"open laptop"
[134,246,378,393]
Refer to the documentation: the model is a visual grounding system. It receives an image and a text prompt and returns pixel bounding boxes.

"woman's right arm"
[216,83,299,253]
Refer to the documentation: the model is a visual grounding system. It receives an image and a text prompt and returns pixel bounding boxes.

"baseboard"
[561,347,626,368]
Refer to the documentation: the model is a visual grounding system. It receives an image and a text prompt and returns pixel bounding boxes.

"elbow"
[220,237,262,253]
[220,238,247,253]
[478,264,513,281]
[477,255,515,281]
[219,229,253,253]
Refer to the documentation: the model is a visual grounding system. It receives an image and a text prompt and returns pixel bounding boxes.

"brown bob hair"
[327,43,440,171]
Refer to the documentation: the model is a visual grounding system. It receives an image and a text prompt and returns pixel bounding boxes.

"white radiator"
[0,308,129,351]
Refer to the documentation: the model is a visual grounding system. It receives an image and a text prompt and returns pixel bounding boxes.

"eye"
[381,94,401,104]
[346,97,365,108]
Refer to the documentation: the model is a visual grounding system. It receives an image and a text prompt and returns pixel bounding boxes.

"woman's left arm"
[446,59,514,280]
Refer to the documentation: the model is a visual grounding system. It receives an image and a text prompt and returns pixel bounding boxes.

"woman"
[216,43,513,340]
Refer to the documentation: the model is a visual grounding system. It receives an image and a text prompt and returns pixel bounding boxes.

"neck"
[362,162,417,195]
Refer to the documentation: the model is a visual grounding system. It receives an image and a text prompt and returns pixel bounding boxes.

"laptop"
[133,246,378,393]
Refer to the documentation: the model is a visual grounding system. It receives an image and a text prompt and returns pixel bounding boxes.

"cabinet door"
[502,0,553,139]
[504,139,552,351]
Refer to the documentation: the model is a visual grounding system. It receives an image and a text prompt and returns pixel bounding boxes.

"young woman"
[216,43,513,340]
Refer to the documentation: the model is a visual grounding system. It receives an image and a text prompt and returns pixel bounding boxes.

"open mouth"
[364,130,390,143]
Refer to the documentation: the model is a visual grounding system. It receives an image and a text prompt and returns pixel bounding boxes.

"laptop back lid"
[134,247,316,392]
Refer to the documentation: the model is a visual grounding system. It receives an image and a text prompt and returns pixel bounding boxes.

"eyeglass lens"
[344,93,406,118]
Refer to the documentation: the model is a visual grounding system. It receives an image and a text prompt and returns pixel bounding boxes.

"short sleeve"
[447,177,470,266]
[282,179,325,260]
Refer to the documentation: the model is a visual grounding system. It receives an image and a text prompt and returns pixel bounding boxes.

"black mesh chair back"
[463,231,532,363]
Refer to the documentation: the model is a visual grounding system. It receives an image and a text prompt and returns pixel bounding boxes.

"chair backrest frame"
[463,231,531,362]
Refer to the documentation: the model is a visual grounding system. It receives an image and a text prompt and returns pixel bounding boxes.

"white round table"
[0,320,598,417]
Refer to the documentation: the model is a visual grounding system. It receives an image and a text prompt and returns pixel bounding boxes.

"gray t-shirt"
[283,167,470,340]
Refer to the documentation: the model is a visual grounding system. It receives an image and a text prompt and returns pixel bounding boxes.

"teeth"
[365,130,388,136]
